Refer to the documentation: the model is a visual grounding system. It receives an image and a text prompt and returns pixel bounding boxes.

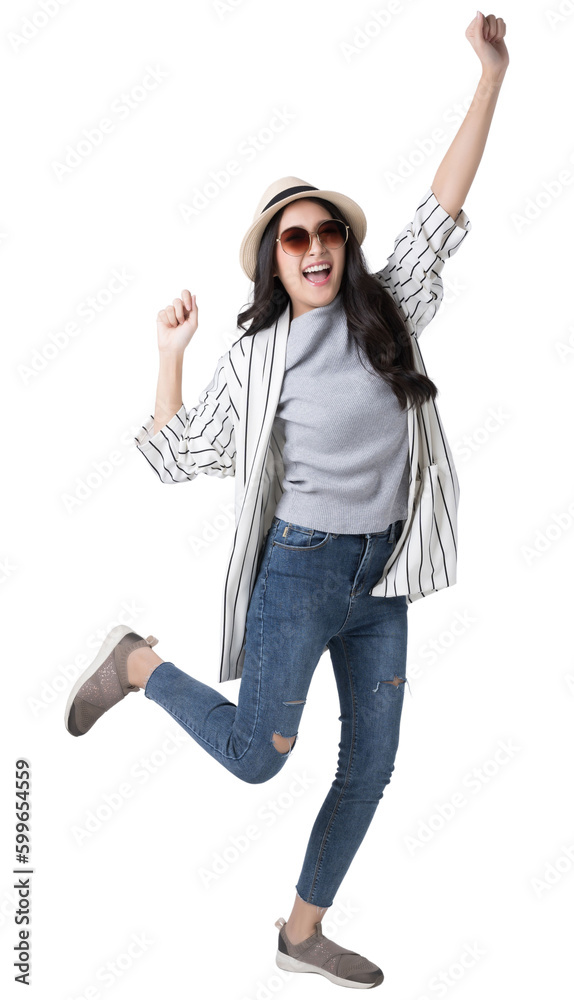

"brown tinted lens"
[280,221,347,255]
[317,220,347,248]
[280,227,310,255]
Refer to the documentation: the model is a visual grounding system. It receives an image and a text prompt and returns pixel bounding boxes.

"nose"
[309,231,326,254]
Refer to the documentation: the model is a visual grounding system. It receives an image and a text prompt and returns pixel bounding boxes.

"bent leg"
[144,525,328,784]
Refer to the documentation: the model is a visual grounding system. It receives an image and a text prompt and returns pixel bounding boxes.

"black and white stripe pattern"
[134,186,472,683]
[134,361,236,483]
[374,187,471,339]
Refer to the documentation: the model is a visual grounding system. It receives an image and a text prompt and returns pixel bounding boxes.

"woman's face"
[272,199,346,320]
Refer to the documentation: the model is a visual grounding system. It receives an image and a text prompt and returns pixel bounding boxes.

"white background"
[2,0,573,997]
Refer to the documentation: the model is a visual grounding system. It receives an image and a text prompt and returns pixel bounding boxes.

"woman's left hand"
[465,11,509,80]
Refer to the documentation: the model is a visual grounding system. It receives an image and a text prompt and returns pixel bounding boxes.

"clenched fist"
[157,289,198,355]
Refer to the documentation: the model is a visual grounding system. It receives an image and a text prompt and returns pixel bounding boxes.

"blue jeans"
[145,514,409,908]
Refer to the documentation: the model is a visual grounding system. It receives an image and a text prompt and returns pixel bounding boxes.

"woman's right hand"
[156,289,198,355]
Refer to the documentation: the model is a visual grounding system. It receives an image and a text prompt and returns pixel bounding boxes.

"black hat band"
[262,185,320,214]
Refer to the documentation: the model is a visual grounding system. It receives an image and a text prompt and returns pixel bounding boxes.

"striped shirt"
[134,187,472,682]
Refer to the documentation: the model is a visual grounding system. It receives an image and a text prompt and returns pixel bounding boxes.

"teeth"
[303,264,331,274]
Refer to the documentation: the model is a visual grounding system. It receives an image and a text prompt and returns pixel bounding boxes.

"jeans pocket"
[272,519,331,551]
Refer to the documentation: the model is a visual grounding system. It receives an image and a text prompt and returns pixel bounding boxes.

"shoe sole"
[64,623,137,734]
[276,950,383,989]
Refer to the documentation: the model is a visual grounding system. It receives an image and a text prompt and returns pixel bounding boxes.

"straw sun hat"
[239,175,368,282]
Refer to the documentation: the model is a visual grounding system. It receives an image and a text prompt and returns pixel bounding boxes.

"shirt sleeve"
[133,353,236,484]
[373,187,472,339]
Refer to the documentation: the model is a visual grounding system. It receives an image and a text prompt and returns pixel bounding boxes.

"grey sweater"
[272,291,410,534]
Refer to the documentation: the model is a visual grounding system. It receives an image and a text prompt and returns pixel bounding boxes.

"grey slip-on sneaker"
[64,624,159,737]
[275,916,384,989]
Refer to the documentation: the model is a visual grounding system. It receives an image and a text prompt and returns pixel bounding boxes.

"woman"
[65,12,508,990]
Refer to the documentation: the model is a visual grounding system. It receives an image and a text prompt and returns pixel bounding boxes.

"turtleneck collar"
[289,290,343,326]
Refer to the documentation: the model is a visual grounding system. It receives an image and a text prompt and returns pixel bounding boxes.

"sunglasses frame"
[275,218,350,257]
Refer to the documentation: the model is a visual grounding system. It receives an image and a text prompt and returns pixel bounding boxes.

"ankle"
[127,646,163,688]
[284,918,318,945]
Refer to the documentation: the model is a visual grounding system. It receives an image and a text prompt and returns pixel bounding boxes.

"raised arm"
[432,11,509,218]
[134,289,236,484]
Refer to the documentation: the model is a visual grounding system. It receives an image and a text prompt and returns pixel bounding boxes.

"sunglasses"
[275,219,350,257]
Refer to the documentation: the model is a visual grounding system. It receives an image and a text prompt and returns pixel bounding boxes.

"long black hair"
[236,196,439,411]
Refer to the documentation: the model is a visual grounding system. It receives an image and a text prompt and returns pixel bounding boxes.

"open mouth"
[302,263,332,286]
